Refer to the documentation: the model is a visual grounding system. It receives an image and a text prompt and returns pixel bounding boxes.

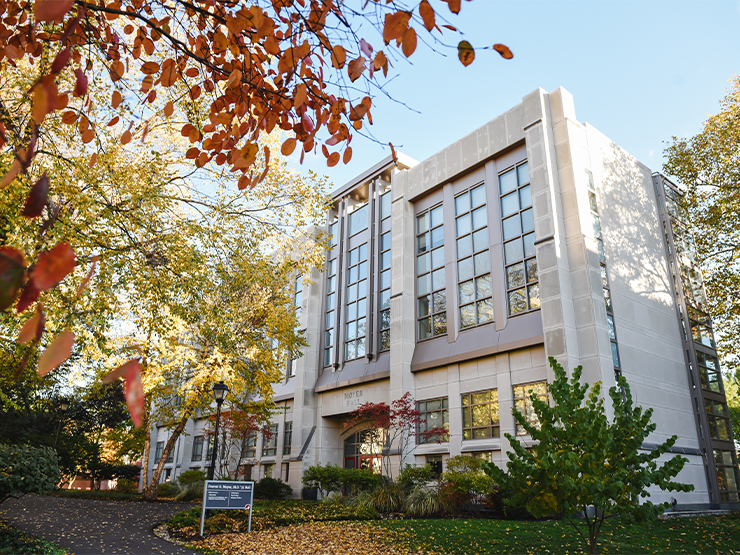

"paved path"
[0,494,202,555]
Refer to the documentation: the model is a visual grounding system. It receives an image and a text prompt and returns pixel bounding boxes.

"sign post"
[200,480,254,536]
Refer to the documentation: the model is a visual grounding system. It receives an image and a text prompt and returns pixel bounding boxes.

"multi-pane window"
[263,463,274,479]
[379,230,392,351]
[345,243,368,360]
[500,162,539,315]
[417,205,446,339]
[470,451,494,463]
[262,424,278,457]
[461,390,499,440]
[283,422,293,456]
[323,258,337,367]
[697,351,723,393]
[713,449,740,502]
[242,431,257,458]
[155,441,164,463]
[688,306,715,349]
[166,446,174,463]
[191,436,204,461]
[417,398,449,443]
[455,184,493,328]
[289,276,302,378]
[705,400,732,441]
[513,382,548,435]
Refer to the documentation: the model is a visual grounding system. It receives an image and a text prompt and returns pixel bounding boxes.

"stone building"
[148,87,739,507]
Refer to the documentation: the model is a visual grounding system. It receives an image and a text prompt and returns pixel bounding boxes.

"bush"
[177,470,206,488]
[115,478,139,494]
[254,477,292,500]
[368,480,404,513]
[398,464,434,493]
[156,482,179,498]
[0,444,60,505]
[439,456,496,515]
[175,480,204,502]
[404,486,443,517]
[341,468,380,494]
[302,463,343,498]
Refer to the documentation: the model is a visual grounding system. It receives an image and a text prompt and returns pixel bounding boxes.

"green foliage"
[156,482,179,498]
[0,444,60,504]
[398,464,434,493]
[302,463,379,498]
[177,470,207,488]
[114,478,138,494]
[439,456,496,515]
[254,477,292,500]
[342,468,381,494]
[368,480,404,513]
[483,357,694,555]
[0,521,67,555]
[174,469,206,502]
[402,486,443,517]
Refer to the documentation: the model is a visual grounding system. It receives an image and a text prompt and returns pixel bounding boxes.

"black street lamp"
[54,398,70,449]
[208,381,229,480]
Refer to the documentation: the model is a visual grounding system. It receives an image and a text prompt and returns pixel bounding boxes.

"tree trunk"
[140,405,150,493]
[142,414,189,500]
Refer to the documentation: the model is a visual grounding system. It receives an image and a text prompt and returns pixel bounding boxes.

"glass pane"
[380,269,390,290]
[347,302,357,321]
[326,311,334,329]
[433,312,447,335]
[345,341,356,359]
[509,289,527,315]
[476,274,491,298]
[528,284,540,308]
[499,169,517,195]
[324,347,333,366]
[418,274,431,296]
[455,192,470,216]
[460,303,476,328]
[521,208,534,233]
[592,213,602,239]
[457,235,473,259]
[473,229,488,253]
[417,233,429,254]
[471,184,486,208]
[524,233,536,258]
[349,248,358,267]
[431,205,443,228]
[417,213,429,234]
[358,299,366,318]
[604,288,612,312]
[588,191,598,212]
[428,399,442,411]
[597,238,605,263]
[462,395,470,406]
[346,320,356,340]
[356,339,366,358]
[349,205,368,235]
[380,251,390,270]
[431,245,445,269]
[381,232,391,252]
[359,243,367,261]
[433,291,447,314]
[456,214,471,237]
[472,206,487,230]
[418,317,431,339]
[357,317,366,338]
[505,238,523,264]
[526,259,538,282]
[501,192,519,217]
[325,329,334,346]
[380,309,390,329]
[463,407,471,427]
[418,295,431,317]
[329,222,338,247]
[349,265,358,284]
[459,280,475,304]
[519,185,532,208]
[326,292,335,311]
[458,257,474,282]
[380,330,390,350]
[327,259,336,276]
[607,314,616,340]
[327,275,336,293]
[611,341,620,368]
[473,428,492,439]
[474,251,490,274]
[381,191,392,219]
[507,263,525,289]
[358,279,367,299]
[478,299,494,323]
[517,162,529,185]
[503,215,521,241]
[432,268,446,291]
[472,404,489,427]
[601,264,608,287]
[417,252,430,274]
[431,226,444,248]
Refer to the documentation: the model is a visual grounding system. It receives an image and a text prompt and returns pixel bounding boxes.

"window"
[379,231,392,351]
[262,424,278,457]
[462,390,500,439]
[289,276,302,378]
[324,258,337,367]
[417,205,446,339]
[206,436,214,460]
[348,204,369,236]
[155,441,164,463]
[455,184,493,329]
[263,463,274,479]
[380,188,392,220]
[282,462,290,483]
[417,398,449,443]
[191,436,204,462]
[513,382,548,435]
[697,351,723,394]
[166,444,174,463]
[705,399,732,441]
[500,162,539,315]
[345,243,368,360]
[470,451,493,463]
[283,422,293,456]
[713,449,740,502]
[426,455,443,478]
[239,464,253,481]
[329,218,338,248]
[242,431,257,458]
[344,429,384,473]
[688,306,715,349]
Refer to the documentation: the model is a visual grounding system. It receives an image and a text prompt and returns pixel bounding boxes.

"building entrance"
[343,429,383,473]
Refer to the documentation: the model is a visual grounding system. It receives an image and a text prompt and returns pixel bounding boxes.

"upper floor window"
[697,351,723,394]
[379,231,391,351]
[262,424,278,457]
[191,436,204,462]
[348,204,368,236]
[455,184,493,329]
[513,381,547,435]
[462,390,499,439]
[345,243,368,360]
[324,258,337,367]
[417,398,449,443]
[154,441,164,463]
[500,162,540,316]
[283,422,293,456]
[380,189,392,220]
[329,218,338,248]
[242,431,257,458]
[417,205,446,339]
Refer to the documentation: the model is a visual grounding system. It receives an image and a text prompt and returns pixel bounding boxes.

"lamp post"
[208,381,229,480]
[54,398,70,450]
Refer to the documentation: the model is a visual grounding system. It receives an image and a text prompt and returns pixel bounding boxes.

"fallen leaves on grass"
[191,522,435,555]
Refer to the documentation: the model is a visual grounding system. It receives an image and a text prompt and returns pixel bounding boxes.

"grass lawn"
[378,514,740,554]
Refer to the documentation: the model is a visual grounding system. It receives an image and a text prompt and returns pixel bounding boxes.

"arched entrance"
[344,429,384,473]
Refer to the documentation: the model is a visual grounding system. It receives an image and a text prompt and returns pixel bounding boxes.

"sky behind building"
[300,0,740,191]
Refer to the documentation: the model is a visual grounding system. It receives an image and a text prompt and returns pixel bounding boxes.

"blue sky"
[303,0,740,192]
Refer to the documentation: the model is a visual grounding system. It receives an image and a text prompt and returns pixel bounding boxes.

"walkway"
[0,494,201,555]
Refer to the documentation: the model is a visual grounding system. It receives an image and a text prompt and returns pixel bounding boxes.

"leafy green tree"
[663,75,740,373]
[0,444,60,505]
[483,357,694,555]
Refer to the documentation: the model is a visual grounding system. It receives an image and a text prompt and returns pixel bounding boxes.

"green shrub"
[115,478,138,494]
[369,480,404,513]
[254,477,292,500]
[398,464,434,493]
[302,463,343,498]
[156,482,179,498]
[0,444,60,505]
[341,467,380,494]
[439,456,496,514]
[177,470,206,488]
[403,486,443,517]
[175,480,204,502]
[0,521,67,554]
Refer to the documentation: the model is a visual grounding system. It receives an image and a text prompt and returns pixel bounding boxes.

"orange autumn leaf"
[31,242,76,291]
[331,44,346,69]
[401,27,417,57]
[383,11,411,44]
[443,0,461,14]
[37,329,75,377]
[163,101,174,117]
[419,0,436,32]
[17,304,45,344]
[348,56,366,83]
[33,0,74,23]
[111,90,123,108]
[493,43,514,60]
[121,130,132,145]
[457,40,475,66]
[281,137,297,156]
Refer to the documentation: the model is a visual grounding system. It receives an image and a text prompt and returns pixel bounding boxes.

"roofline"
[330,152,418,200]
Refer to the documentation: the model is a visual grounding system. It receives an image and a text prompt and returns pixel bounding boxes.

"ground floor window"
[513,381,548,435]
[426,455,443,478]
[469,451,494,463]
[344,429,384,473]
[282,462,290,483]
[263,463,274,479]
[714,449,740,502]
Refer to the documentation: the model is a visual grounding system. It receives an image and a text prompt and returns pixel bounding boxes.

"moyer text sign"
[200,480,254,536]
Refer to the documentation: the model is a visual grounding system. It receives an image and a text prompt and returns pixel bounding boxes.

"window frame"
[416,204,447,340]
[462,389,500,440]
[416,398,450,444]
[262,424,278,457]
[191,436,204,462]
[283,422,293,456]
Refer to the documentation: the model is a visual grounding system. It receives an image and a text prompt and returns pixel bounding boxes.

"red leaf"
[348,56,366,83]
[37,329,75,377]
[31,242,76,291]
[51,48,71,74]
[34,0,74,22]
[124,361,145,427]
[23,173,49,218]
[74,68,88,97]
[359,38,373,58]
[493,43,514,60]
[102,358,140,384]
[18,304,45,344]
[0,247,26,312]
[457,40,475,66]
[301,112,314,133]
[16,280,40,314]
[419,0,436,32]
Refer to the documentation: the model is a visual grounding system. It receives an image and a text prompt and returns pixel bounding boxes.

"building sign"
[344,389,364,408]
[200,480,254,536]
